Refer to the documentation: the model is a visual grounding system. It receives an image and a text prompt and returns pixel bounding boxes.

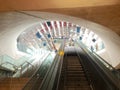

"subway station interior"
[0,0,120,90]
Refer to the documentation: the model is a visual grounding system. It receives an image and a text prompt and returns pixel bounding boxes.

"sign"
[77,27,80,33]
[47,21,51,26]
[47,34,51,38]
[79,36,82,40]
[43,42,47,46]
[36,32,41,38]
[59,51,64,56]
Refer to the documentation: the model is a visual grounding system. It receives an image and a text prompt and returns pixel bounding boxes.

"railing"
[77,40,120,79]
[22,52,54,90]
[0,62,17,81]
[39,40,65,90]
[0,62,18,71]
[13,61,35,77]
[0,54,31,71]
[0,67,15,81]
[75,48,95,90]
[76,40,120,90]
[54,51,65,90]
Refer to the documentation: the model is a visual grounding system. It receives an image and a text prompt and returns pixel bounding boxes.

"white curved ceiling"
[0,12,120,67]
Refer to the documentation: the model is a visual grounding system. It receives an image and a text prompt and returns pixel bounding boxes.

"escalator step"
[66,87,91,90]
[66,82,89,86]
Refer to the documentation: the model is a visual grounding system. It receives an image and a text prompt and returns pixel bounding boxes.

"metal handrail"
[39,40,65,90]
[92,50,120,79]
[86,45,115,70]
[76,40,120,89]
[12,60,35,77]
[0,62,17,82]
[39,53,60,90]
[1,62,17,67]
[77,42,120,74]
[20,61,35,70]
[53,51,64,90]
[75,48,95,90]
[0,61,29,78]
[0,62,18,71]
[22,52,50,90]
[25,61,34,67]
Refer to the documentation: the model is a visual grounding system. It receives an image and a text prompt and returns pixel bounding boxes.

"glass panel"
[77,40,120,80]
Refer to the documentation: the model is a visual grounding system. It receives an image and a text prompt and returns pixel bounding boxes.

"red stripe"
[64,22,67,26]
[43,23,48,31]
[50,25,53,30]
[59,21,62,27]
[41,29,44,33]
[54,21,57,28]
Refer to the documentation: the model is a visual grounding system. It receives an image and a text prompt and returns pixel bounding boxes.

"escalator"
[23,41,120,90]
[58,47,91,90]
[22,53,55,90]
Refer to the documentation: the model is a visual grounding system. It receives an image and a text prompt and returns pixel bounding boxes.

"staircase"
[0,78,29,90]
[59,54,91,90]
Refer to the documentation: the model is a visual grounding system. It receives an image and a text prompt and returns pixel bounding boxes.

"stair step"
[67,69,83,70]
[67,72,84,74]
[67,77,87,81]
[67,71,85,73]
[65,85,91,89]
[67,74,85,77]
[65,87,91,90]
[66,82,89,86]
[67,77,87,80]
[67,68,83,70]
[68,65,82,67]
[58,54,91,90]
[65,85,90,88]
[68,64,82,65]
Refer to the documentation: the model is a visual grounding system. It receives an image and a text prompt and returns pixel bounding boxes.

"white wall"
[0,12,41,57]
[0,11,120,67]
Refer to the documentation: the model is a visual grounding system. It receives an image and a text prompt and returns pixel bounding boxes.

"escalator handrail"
[39,41,65,90]
[92,50,120,77]
[76,41,120,89]
[53,50,64,90]
[22,53,50,90]
[87,46,115,70]
[75,48,95,90]
[39,53,60,90]
[77,41,120,76]
[20,61,35,71]
[12,60,36,77]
